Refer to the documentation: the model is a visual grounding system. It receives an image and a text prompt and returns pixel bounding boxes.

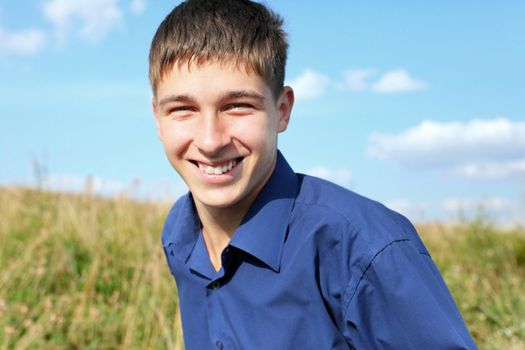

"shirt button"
[211,281,221,289]
[215,340,224,349]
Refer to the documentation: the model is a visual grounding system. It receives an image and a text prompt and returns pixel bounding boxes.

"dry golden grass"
[1,186,523,349]
[0,187,183,350]
[418,222,525,349]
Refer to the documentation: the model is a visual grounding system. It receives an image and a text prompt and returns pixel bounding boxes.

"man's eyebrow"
[221,90,266,103]
[157,94,194,108]
[157,91,266,108]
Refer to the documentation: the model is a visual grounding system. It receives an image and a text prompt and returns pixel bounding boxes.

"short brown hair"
[149,0,288,99]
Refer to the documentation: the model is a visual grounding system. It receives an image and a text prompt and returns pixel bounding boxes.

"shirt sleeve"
[342,239,478,350]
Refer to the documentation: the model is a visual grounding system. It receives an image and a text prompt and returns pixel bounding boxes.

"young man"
[150,1,478,349]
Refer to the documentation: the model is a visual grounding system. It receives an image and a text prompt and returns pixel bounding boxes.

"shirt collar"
[228,151,298,272]
[161,191,201,260]
[163,150,298,273]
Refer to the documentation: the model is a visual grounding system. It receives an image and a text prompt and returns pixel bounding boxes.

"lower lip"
[192,159,243,184]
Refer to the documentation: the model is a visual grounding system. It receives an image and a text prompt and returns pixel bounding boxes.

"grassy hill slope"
[0,187,523,349]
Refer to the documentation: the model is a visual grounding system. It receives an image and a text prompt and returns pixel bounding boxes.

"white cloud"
[344,69,375,91]
[287,67,426,99]
[38,173,186,201]
[384,198,428,222]
[452,158,525,181]
[442,197,474,214]
[287,69,330,101]
[441,196,523,226]
[383,197,523,226]
[342,68,427,94]
[129,0,146,14]
[47,174,128,196]
[368,117,525,168]
[0,27,46,55]
[304,166,352,188]
[371,69,428,93]
[43,0,123,42]
[444,196,507,213]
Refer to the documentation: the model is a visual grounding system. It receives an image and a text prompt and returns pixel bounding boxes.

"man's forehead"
[156,61,271,102]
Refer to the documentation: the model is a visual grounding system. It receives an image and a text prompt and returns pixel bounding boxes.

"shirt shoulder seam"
[342,238,431,320]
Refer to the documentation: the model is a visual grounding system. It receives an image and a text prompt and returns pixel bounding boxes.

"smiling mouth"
[191,157,243,175]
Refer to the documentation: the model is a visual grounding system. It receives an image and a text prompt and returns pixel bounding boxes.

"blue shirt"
[162,152,478,350]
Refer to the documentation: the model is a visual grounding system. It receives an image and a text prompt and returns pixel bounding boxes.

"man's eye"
[224,103,254,111]
[168,106,193,114]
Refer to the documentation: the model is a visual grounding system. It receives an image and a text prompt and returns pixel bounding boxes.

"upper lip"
[190,157,243,167]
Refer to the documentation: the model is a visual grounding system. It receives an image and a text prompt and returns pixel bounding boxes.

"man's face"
[153,61,293,213]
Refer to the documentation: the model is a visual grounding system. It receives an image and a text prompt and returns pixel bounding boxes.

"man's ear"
[152,98,163,141]
[277,86,294,133]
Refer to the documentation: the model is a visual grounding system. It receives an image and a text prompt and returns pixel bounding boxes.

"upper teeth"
[198,159,237,175]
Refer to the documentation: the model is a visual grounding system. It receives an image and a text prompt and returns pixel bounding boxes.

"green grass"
[1,186,524,349]
[0,187,183,350]
[418,221,525,350]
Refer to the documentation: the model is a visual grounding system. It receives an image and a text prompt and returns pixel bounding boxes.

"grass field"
[1,186,524,349]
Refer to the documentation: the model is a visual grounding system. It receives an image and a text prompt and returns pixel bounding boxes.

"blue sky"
[1,0,524,225]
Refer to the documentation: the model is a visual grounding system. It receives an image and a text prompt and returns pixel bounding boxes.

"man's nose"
[193,112,230,155]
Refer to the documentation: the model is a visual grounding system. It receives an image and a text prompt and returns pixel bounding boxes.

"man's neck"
[195,201,249,272]
[193,156,277,271]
